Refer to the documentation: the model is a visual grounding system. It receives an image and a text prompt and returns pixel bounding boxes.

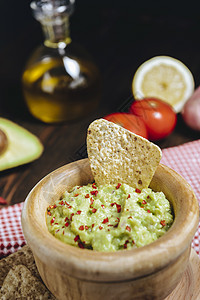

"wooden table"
[0,0,199,206]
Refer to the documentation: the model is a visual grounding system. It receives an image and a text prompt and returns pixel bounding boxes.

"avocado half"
[0,118,43,171]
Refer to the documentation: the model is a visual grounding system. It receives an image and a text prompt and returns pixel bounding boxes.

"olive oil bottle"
[22,0,101,123]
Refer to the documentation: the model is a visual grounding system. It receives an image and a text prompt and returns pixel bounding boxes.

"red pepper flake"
[78,242,85,249]
[126,225,131,232]
[160,220,166,227]
[65,222,69,227]
[65,217,69,222]
[92,208,97,213]
[0,197,7,205]
[147,209,151,213]
[116,183,121,189]
[74,235,79,242]
[51,217,55,225]
[141,206,144,208]
[135,188,141,193]
[74,193,79,197]
[85,194,90,198]
[102,217,109,224]
[99,226,103,230]
[85,225,89,230]
[63,230,65,235]
[47,211,51,216]
[124,240,129,248]
[108,224,114,227]
[76,210,82,215]
[92,183,97,189]
[70,213,74,221]
[92,224,94,228]
[128,216,132,219]
[142,200,147,205]
[110,202,121,213]
[59,200,64,205]
[91,190,98,196]
[49,205,54,209]
[147,195,150,199]
[53,204,57,208]
[116,203,121,213]
[79,225,84,231]
[127,194,130,199]
[90,198,94,205]
[132,240,135,244]
[65,202,72,209]
[101,205,105,209]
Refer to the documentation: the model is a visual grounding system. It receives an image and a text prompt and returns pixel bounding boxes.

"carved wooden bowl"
[21,158,199,300]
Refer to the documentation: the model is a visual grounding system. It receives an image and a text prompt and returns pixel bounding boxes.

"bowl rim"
[21,158,199,282]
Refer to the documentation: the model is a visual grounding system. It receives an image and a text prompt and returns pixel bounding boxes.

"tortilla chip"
[0,245,56,299]
[0,264,54,300]
[87,118,162,189]
[0,245,39,288]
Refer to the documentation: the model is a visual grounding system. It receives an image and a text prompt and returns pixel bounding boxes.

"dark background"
[0,0,200,205]
[1,0,200,115]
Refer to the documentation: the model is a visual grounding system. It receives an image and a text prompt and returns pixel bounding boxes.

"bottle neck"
[30,0,74,49]
[40,16,71,48]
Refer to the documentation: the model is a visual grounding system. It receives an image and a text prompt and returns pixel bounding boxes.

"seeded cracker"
[87,119,162,189]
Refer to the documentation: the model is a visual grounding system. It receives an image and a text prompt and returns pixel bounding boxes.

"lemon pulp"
[132,56,194,112]
[141,64,187,106]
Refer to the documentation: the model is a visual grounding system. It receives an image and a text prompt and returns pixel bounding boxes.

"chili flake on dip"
[46,119,173,251]
[46,182,173,251]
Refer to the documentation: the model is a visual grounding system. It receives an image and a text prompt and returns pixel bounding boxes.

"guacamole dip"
[46,183,173,251]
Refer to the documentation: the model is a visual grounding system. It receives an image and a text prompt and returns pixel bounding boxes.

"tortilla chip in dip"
[87,118,162,189]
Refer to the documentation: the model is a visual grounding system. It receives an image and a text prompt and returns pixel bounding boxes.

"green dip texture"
[46,183,173,251]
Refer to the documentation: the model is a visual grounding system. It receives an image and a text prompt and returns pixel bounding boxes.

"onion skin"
[182,86,200,131]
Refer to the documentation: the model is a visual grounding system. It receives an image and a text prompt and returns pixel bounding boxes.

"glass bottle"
[22,0,101,123]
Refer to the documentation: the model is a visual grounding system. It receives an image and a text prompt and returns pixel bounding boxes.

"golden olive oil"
[22,0,101,123]
[22,55,101,123]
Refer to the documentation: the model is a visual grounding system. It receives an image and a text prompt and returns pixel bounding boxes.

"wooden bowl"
[21,159,199,300]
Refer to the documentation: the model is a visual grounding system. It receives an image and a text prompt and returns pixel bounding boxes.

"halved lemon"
[132,56,195,113]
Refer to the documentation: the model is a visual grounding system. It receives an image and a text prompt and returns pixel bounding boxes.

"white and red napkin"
[161,139,200,255]
[0,202,25,258]
[1,140,200,258]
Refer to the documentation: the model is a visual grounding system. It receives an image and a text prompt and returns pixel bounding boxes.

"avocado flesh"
[0,118,43,171]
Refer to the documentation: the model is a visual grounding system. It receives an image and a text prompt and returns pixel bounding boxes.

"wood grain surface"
[0,0,199,208]
[21,160,199,300]
[165,248,200,300]
[1,246,199,299]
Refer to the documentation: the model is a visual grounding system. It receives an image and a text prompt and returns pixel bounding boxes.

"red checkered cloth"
[161,139,200,256]
[0,139,200,258]
[0,202,25,258]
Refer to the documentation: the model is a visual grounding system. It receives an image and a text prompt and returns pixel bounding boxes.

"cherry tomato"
[129,98,177,141]
[104,112,148,139]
